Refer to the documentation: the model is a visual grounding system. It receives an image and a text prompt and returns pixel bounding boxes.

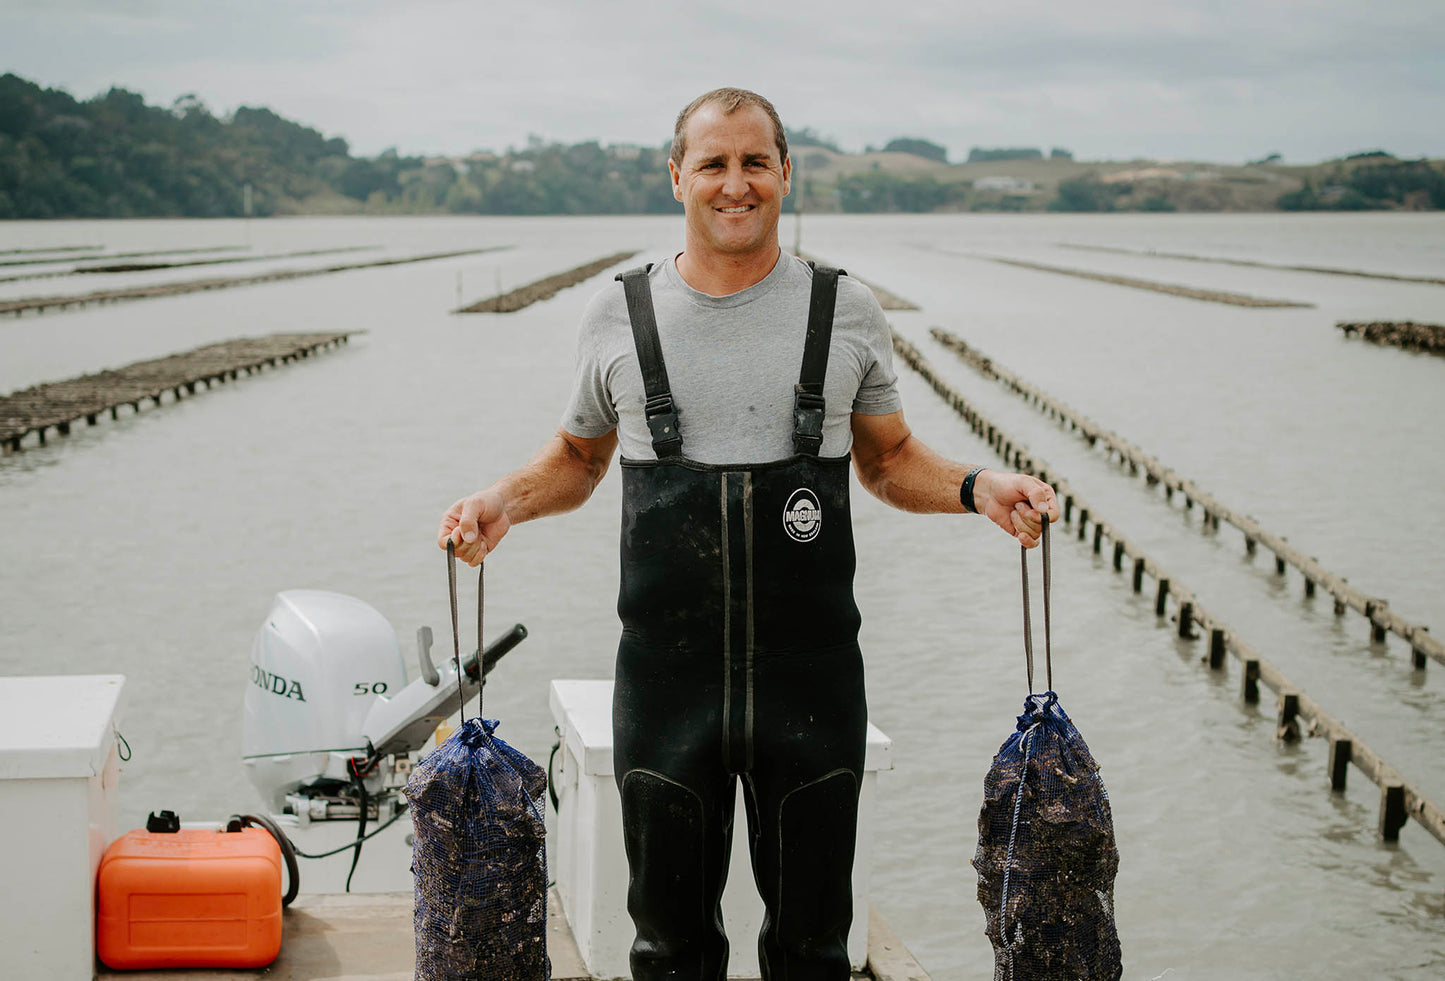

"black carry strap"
[1020,516,1053,694]
[446,541,484,722]
[793,262,843,457]
[616,265,683,458]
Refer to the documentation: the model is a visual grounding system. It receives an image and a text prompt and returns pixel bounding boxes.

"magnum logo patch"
[783,487,822,542]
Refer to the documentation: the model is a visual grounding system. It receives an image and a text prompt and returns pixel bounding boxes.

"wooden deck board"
[94,890,930,979]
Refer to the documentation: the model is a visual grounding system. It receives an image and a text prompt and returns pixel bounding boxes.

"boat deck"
[95,889,930,980]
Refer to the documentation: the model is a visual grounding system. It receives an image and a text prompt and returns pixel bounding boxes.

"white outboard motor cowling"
[242,590,408,812]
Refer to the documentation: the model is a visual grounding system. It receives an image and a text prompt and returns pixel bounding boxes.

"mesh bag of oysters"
[407,716,550,980]
[973,519,1121,980]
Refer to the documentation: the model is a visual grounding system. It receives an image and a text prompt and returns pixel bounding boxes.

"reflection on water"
[1,213,1443,979]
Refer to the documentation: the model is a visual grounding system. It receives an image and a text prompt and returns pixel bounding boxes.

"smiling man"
[440,87,1058,980]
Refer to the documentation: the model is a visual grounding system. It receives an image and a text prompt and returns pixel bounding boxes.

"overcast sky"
[4,0,1441,164]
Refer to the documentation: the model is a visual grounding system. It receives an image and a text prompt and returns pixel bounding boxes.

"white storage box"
[549,678,892,980]
[0,674,126,980]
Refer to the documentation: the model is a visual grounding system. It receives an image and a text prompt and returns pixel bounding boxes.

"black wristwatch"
[961,466,988,514]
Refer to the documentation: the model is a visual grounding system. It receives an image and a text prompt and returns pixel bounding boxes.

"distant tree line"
[1277,158,1445,211]
[882,138,948,163]
[837,171,965,212]
[0,74,681,218]
[967,147,1073,163]
[786,126,842,153]
[0,73,347,217]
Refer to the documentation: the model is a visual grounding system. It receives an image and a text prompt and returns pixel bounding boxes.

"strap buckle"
[645,393,683,457]
[792,386,825,456]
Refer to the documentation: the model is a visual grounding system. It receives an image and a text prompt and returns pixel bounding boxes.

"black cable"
[547,727,561,813]
[235,813,300,908]
[344,766,369,893]
[287,804,410,860]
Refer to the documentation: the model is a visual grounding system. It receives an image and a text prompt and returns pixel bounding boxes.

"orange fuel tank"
[96,825,283,969]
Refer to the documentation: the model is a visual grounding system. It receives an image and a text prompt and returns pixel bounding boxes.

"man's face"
[669,103,791,261]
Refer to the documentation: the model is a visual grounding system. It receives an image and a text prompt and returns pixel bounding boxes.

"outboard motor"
[242,590,409,815]
[237,587,526,895]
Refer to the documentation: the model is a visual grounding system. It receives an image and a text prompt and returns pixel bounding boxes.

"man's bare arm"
[438,429,619,566]
[850,411,1059,547]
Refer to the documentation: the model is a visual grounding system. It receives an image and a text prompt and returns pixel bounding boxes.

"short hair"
[670,88,788,169]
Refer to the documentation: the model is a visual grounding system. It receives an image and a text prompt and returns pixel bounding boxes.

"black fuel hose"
[233,813,301,907]
[285,804,410,859]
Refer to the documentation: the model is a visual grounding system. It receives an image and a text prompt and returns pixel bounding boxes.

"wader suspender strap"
[1020,517,1054,693]
[793,262,843,457]
[616,264,683,458]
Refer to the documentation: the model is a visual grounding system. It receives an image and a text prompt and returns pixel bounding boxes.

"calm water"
[2,213,1443,980]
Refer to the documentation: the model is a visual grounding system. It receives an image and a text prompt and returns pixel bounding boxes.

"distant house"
[974,176,1036,192]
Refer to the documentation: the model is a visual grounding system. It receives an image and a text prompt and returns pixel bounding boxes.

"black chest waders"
[611,263,867,981]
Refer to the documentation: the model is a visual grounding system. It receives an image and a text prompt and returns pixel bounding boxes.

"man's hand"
[850,410,1059,547]
[438,489,511,567]
[436,429,619,568]
[973,470,1059,549]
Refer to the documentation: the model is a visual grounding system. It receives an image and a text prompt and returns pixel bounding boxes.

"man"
[439,88,1058,980]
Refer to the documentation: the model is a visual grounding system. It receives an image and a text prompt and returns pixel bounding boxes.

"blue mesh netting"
[974,692,1121,981]
[406,717,550,980]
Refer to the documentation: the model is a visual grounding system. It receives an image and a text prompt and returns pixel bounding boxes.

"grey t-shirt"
[561,252,902,464]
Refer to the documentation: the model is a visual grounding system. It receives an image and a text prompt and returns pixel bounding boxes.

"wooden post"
[1178,602,1194,639]
[1077,509,1088,540]
[1379,784,1407,842]
[1334,597,1347,616]
[1155,579,1170,616]
[1209,629,1226,670]
[1365,601,1387,643]
[1113,541,1124,572]
[1093,525,1103,554]
[1184,496,1193,510]
[1305,579,1316,598]
[1133,558,1145,593]
[1275,556,1286,575]
[1242,660,1260,703]
[1329,738,1352,792]
[1276,691,1300,741]
[1245,537,1257,556]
